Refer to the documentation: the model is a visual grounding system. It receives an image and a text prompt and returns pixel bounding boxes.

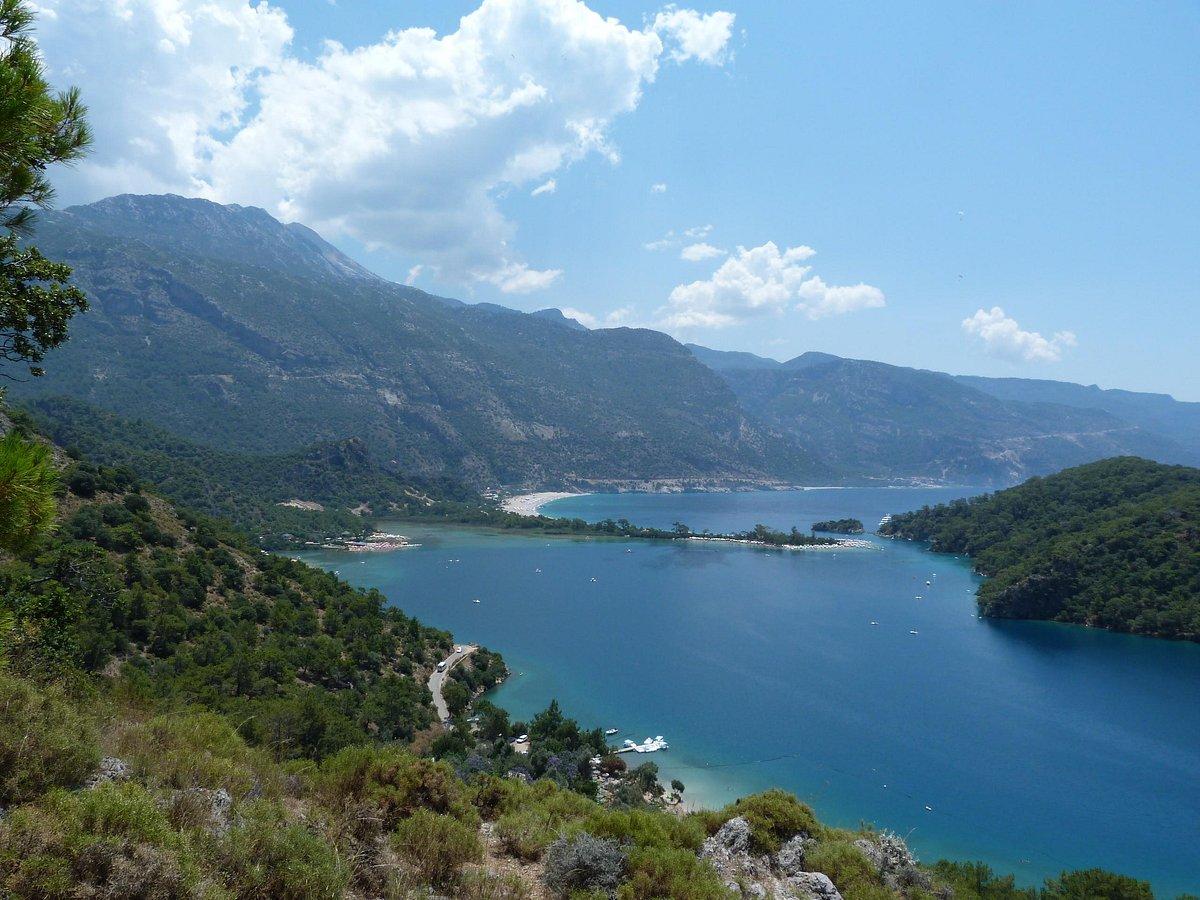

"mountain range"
[17,194,813,488]
[687,345,1198,484]
[13,193,1197,489]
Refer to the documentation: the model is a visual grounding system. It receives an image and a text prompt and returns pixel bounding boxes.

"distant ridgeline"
[880,458,1200,641]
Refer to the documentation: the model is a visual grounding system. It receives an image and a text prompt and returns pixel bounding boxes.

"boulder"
[714,816,752,853]
[775,834,812,876]
[789,871,843,900]
[85,756,132,789]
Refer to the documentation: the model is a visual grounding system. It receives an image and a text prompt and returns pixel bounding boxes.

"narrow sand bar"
[500,491,587,516]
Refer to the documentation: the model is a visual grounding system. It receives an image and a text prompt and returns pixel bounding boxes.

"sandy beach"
[500,491,586,516]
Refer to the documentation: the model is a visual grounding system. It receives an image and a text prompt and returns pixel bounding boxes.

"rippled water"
[298,488,1200,895]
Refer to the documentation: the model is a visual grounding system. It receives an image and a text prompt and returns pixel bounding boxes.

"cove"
[296,488,1200,896]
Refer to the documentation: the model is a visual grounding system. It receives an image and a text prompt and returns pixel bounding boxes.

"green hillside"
[16,397,480,546]
[880,457,1200,640]
[16,195,819,488]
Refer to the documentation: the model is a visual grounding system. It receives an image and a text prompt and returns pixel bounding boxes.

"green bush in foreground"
[391,808,482,886]
[0,672,99,804]
[0,782,197,898]
[207,801,350,900]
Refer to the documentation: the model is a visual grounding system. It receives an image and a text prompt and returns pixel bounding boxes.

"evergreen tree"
[0,0,90,377]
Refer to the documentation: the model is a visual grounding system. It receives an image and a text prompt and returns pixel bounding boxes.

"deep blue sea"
[297,488,1200,896]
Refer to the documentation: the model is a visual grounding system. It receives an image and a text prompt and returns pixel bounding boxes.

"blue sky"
[37,1,1200,399]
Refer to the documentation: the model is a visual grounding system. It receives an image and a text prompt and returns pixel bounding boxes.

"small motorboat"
[472,598,481,604]
[909,630,919,635]
[605,728,620,735]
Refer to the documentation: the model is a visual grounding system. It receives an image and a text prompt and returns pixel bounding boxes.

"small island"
[812,518,865,535]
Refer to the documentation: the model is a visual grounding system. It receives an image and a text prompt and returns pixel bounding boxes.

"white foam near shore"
[500,491,587,516]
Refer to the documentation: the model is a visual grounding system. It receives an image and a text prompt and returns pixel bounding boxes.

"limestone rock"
[85,756,132,789]
[789,871,843,900]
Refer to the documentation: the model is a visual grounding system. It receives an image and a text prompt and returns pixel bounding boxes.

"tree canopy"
[0,0,90,377]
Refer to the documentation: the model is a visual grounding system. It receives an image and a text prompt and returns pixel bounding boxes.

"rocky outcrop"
[853,832,935,894]
[85,756,132,789]
[699,817,841,900]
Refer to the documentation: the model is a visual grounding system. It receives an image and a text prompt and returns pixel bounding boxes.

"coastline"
[500,490,588,516]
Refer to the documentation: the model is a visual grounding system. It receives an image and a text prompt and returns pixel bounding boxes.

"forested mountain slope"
[14,195,818,488]
[18,397,477,546]
[690,346,1196,484]
[880,457,1200,640]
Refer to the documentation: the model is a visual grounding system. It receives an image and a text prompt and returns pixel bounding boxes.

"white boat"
[870,621,879,626]
[909,630,919,635]
[605,728,620,735]
[472,598,481,604]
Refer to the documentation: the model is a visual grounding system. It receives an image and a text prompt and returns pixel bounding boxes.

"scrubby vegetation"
[812,518,865,535]
[881,457,1200,640]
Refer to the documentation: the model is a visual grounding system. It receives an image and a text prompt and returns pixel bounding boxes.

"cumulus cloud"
[651,5,736,64]
[660,242,885,329]
[530,178,557,196]
[34,0,733,292]
[962,307,1076,363]
[651,182,668,193]
[684,224,712,238]
[680,241,724,261]
[560,305,636,328]
[477,261,563,294]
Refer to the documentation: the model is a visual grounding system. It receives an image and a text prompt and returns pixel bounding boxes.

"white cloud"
[477,261,563,294]
[683,223,712,238]
[962,307,1076,363]
[405,263,426,285]
[680,241,724,261]
[530,178,557,196]
[651,182,668,193]
[660,242,885,329]
[561,305,637,328]
[34,0,733,292]
[651,5,736,65]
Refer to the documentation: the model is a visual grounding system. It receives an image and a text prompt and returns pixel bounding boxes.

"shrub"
[470,773,525,820]
[318,745,478,831]
[495,782,596,860]
[702,789,820,854]
[543,832,626,898]
[0,673,99,804]
[207,801,350,900]
[1042,868,1153,900]
[0,782,196,898]
[806,838,892,900]
[581,807,706,853]
[117,709,276,798]
[390,808,481,886]
[598,754,626,777]
[618,846,729,900]
[458,870,533,899]
[930,860,1035,900]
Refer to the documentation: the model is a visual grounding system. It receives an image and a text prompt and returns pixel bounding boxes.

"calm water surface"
[298,488,1200,895]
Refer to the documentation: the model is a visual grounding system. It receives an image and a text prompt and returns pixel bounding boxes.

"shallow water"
[298,488,1200,895]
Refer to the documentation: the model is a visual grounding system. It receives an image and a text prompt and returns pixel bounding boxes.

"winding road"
[427,644,478,723]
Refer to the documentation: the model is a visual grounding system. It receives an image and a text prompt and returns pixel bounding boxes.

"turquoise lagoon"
[297,488,1200,895]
